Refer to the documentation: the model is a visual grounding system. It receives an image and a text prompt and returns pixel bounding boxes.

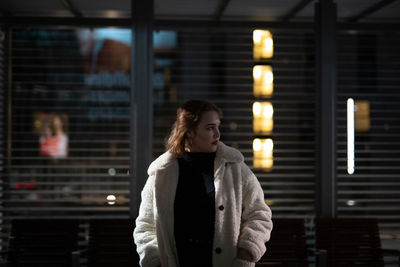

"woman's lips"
[212,141,218,145]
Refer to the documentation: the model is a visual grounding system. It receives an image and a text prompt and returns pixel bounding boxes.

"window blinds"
[152,29,316,218]
[3,28,131,219]
[337,30,400,243]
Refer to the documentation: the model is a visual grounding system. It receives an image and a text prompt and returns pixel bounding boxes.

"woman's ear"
[187,130,194,138]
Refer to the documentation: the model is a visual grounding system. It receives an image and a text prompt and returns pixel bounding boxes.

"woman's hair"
[166,100,222,157]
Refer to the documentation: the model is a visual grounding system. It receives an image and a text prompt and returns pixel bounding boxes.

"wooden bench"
[315,218,385,267]
[6,219,79,267]
[256,218,308,267]
[86,219,139,267]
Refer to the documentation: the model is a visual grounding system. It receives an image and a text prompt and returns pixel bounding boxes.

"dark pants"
[176,238,213,267]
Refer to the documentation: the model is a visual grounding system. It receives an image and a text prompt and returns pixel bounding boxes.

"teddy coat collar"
[147,141,244,176]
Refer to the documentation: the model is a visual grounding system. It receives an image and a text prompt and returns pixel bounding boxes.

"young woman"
[134,100,272,267]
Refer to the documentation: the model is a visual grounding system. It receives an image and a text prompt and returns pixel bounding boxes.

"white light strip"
[347,98,355,175]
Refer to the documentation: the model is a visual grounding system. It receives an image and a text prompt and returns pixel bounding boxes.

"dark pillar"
[130,0,153,218]
[315,0,337,218]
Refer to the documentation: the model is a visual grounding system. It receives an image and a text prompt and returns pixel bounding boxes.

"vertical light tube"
[347,98,355,174]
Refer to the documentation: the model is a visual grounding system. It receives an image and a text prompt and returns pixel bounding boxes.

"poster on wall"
[34,113,69,159]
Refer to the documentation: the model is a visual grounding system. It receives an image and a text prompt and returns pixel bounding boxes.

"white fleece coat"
[133,142,272,267]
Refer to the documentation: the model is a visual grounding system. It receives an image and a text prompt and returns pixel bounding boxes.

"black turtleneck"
[174,151,216,267]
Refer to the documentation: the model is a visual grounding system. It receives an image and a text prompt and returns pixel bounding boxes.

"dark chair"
[256,218,308,267]
[315,218,396,267]
[86,219,139,267]
[6,219,80,267]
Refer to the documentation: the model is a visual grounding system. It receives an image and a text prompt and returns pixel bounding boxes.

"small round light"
[107,194,116,205]
[346,200,356,206]
[108,168,116,176]
[229,122,238,130]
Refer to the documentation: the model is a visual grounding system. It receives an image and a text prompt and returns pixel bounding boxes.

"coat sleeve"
[237,162,273,262]
[133,175,161,267]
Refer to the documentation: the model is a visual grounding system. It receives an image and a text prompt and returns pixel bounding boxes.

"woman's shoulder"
[147,150,177,175]
[216,142,244,163]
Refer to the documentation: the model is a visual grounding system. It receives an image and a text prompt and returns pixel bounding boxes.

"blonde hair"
[166,100,222,157]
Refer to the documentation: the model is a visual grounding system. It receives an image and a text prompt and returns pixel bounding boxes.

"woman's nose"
[214,128,220,139]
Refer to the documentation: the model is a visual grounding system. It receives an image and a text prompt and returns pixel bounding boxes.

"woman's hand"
[237,248,254,262]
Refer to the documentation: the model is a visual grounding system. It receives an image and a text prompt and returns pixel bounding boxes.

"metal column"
[130,0,154,218]
[315,0,337,218]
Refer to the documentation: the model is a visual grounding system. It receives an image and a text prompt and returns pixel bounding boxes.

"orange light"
[253,102,273,134]
[253,30,273,59]
[253,65,273,97]
[355,100,370,132]
[253,138,273,170]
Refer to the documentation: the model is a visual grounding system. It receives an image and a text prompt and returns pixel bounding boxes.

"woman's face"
[53,116,62,130]
[188,110,221,153]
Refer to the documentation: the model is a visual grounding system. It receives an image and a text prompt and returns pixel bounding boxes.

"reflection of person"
[52,115,68,158]
[39,121,57,156]
[134,100,272,267]
[39,114,68,158]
